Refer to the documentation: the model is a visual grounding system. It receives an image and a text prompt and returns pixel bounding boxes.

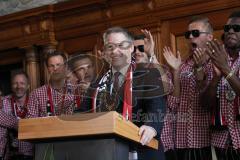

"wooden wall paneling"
[0,21,24,50]
[53,0,106,12]
[0,22,23,40]
[0,0,239,91]
[109,0,146,18]
[61,34,98,54]
[167,16,190,60]
[55,22,107,42]
[153,0,240,20]
[154,0,213,10]
[0,49,23,65]
[0,7,57,51]
[159,21,172,64]
[54,8,103,31]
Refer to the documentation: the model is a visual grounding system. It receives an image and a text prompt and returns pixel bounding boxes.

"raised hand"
[141,29,155,57]
[193,48,208,68]
[163,46,182,70]
[206,39,231,76]
[98,49,110,63]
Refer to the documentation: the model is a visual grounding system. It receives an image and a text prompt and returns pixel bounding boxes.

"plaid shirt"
[161,58,213,151]
[27,84,74,118]
[0,95,18,157]
[0,95,32,156]
[211,54,240,149]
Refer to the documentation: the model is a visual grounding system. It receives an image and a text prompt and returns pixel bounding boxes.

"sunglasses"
[224,25,240,32]
[134,45,144,53]
[184,30,209,39]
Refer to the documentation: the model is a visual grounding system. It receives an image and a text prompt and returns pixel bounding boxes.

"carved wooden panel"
[0,0,239,89]
[155,0,212,8]
[0,49,23,65]
[61,34,98,54]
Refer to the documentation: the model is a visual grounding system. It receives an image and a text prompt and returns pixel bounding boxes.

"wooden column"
[151,24,162,64]
[159,21,172,64]
[41,44,57,84]
[25,46,40,91]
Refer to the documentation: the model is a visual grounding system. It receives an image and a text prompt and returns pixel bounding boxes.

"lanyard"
[11,95,28,119]
[228,57,240,112]
[92,65,133,121]
[74,86,81,108]
[47,85,66,115]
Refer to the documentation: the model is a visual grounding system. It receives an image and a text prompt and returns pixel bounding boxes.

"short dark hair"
[134,34,146,40]
[45,50,67,66]
[188,16,213,33]
[103,26,134,44]
[68,52,95,71]
[229,11,240,18]
[11,70,29,84]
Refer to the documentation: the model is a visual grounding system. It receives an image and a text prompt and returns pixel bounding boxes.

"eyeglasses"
[184,30,210,39]
[104,41,132,51]
[134,45,144,53]
[224,25,240,32]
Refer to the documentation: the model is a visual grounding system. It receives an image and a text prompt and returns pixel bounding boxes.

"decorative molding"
[0,0,239,52]
[0,0,239,89]
[0,0,239,61]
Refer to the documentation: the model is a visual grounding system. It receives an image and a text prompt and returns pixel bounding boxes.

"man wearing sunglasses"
[133,30,159,64]
[203,11,240,160]
[162,16,214,160]
[134,34,149,63]
[92,27,166,160]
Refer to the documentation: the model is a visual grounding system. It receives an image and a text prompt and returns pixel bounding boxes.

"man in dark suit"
[91,26,166,160]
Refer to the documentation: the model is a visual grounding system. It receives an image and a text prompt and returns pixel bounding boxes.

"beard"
[224,33,240,51]
[49,72,66,89]
[225,43,240,50]
[49,72,66,82]
[14,90,27,99]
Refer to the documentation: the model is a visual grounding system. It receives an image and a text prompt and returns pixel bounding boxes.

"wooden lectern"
[19,111,158,160]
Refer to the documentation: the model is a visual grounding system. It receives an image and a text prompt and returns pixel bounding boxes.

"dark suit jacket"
[75,63,166,160]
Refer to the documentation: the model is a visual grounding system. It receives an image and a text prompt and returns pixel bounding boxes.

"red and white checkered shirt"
[27,84,74,118]
[161,58,213,151]
[1,95,32,156]
[211,54,240,149]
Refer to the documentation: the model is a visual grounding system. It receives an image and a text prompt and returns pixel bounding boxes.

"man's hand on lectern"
[139,125,157,145]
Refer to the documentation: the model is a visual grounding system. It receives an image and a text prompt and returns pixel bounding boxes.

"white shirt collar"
[112,64,130,76]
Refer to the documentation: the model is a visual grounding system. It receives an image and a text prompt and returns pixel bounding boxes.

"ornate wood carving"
[0,0,239,90]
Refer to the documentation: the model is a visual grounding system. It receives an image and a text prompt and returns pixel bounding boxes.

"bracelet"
[225,70,235,81]
[148,55,154,63]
